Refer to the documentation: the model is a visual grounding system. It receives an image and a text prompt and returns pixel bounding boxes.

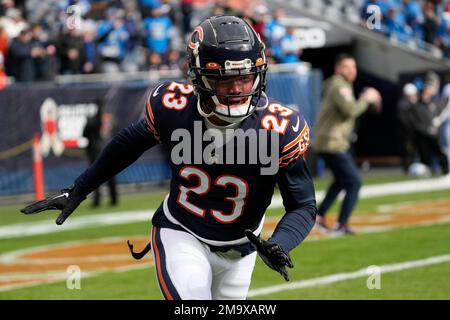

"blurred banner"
[0,67,322,196]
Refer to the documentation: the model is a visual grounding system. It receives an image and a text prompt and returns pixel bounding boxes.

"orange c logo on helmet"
[188,26,204,49]
[206,62,220,69]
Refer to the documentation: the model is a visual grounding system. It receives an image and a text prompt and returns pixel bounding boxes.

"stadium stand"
[0,0,448,85]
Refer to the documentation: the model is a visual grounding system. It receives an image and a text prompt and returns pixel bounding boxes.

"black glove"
[244,229,294,281]
[20,185,86,225]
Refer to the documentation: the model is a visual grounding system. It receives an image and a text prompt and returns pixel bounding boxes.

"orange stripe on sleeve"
[146,98,155,125]
[279,150,302,167]
[280,145,301,162]
[279,127,310,167]
[282,123,309,153]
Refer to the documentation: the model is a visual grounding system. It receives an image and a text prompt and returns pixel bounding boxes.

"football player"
[21,16,317,300]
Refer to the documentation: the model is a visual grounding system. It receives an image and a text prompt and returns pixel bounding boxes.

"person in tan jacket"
[314,54,381,235]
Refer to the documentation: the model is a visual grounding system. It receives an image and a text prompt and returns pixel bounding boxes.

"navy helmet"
[187,15,268,123]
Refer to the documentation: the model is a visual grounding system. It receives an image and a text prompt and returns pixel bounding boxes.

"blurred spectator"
[0,0,15,16]
[264,7,286,63]
[442,73,450,101]
[72,0,92,17]
[241,7,254,27]
[358,0,449,58]
[410,72,449,175]
[83,98,118,207]
[383,6,413,43]
[139,0,162,18]
[314,54,382,235]
[280,26,302,63]
[57,27,86,74]
[165,49,182,70]
[142,8,172,56]
[360,0,381,24]
[121,8,146,72]
[423,0,440,44]
[147,51,164,71]
[214,0,239,16]
[123,8,141,52]
[0,7,28,39]
[7,29,37,81]
[161,0,176,23]
[0,25,8,58]
[437,14,450,58]
[0,51,7,89]
[435,73,450,163]
[211,4,225,16]
[88,0,109,20]
[32,4,67,41]
[248,5,269,43]
[402,0,425,39]
[180,0,193,36]
[30,23,55,80]
[361,0,392,25]
[96,9,130,73]
[82,26,98,74]
[9,0,449,82]
[377,0,393,18]
[397,83,419,173]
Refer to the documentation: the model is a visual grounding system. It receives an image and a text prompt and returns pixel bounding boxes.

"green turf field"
[0,173,449,299]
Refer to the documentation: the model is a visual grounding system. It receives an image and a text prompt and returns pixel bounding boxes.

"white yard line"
[0,235,147,263]
[1,218,449,293]
[358,175,450,199]
[0,261,152,292]
[0,210,154,239]
[1,176,450,239]
[247,253,450,298]
[0,235,154,292]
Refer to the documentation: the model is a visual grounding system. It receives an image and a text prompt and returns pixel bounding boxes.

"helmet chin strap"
[214,110,252,124]
[198,92,268,125]
[255,91,269,111]
[197,99,214,118]
[197,100,241,128]
[199,74,264,123]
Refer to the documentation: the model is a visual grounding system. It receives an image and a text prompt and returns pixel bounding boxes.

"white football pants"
[150,226,257,300]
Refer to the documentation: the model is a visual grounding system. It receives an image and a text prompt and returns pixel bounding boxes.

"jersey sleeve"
[271,156,317,252]
[74,119,159,196]
[143,83,165,143]
[143,81,195,143]
[278,110,311,168]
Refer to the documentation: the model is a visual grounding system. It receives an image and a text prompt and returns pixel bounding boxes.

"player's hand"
[360,87,382,112]
[244,230,294,281]
[20,185,86,225]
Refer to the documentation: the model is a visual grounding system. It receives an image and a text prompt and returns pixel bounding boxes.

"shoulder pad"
[264,102,310,168]
[144,81,195,141]
[258,100,310,167]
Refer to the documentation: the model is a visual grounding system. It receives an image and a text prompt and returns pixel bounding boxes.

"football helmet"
[187,15,268,124]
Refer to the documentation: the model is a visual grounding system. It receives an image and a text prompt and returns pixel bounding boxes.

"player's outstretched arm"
[20,119,159,224]
[20,185,86,225]
[245,230,294,281]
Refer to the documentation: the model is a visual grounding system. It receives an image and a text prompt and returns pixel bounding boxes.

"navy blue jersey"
[143,81,311,246]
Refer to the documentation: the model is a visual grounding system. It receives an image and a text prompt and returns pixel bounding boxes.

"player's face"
[208,74,255,105]
[336,58,357,83]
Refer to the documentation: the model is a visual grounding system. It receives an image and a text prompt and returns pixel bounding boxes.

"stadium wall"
[0,66,322,196]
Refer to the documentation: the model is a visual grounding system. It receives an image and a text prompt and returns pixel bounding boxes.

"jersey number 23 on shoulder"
[162,82,194,110]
